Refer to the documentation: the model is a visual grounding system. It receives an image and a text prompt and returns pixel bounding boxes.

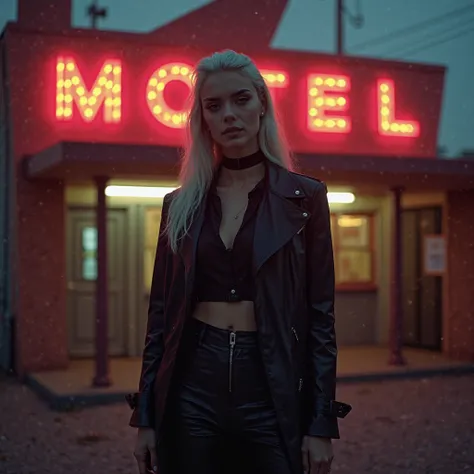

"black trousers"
[167,318,292,474]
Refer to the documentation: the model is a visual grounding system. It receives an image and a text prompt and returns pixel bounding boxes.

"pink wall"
[445,190,474,361]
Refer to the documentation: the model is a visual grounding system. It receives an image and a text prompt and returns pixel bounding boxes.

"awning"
[24,141,474,191]
[297,153,474,191]
[24,142,181,182]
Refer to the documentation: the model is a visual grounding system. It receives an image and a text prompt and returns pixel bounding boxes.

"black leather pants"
[167,318,292,474]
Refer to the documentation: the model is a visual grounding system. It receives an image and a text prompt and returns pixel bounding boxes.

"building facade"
[1,0,474,378]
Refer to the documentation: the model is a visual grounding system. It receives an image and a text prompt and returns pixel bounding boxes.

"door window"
[81,226,98,281]
[331,214,375,288]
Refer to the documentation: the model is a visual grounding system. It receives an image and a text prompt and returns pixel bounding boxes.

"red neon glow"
[261,70,288,89]
[146,63,193,129]
[261,69,288,104]
[56,57,122,122]
[144,65,289,129]
[52,60,422,142]
[377,79,420,137]
[307,74,351,134]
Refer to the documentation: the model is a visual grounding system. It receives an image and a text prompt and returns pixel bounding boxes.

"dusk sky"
[1,0,473,156]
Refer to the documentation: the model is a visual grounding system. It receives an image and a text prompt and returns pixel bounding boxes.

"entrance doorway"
[402,207,443,350]
[66,207,128,357]
[140,206,163,347]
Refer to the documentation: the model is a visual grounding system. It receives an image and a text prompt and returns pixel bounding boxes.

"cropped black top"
[194,158,266,303]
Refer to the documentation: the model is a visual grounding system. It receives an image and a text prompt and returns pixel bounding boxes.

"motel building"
[0,0,474,400]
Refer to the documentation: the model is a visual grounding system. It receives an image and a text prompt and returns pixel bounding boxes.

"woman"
[128,49,351,474]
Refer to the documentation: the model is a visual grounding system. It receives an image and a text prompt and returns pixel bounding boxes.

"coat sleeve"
[304,181,351,439]
[128,193,172,428]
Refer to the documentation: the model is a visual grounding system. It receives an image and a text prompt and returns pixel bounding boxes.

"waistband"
[187,318,259,348]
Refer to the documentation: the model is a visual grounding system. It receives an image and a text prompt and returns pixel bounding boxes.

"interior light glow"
[338,216,362,227]
[106,187,354,203]
[327,192,355,204]
[105,186,177,198]
[377,79,420,137]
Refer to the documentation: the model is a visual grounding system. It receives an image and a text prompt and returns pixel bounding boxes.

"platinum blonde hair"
[166,49,294,253]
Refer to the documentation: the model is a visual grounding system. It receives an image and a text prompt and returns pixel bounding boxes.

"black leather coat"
[127,161,351,474]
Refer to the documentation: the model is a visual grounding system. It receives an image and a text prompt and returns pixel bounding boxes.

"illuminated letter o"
[146,63,193,129]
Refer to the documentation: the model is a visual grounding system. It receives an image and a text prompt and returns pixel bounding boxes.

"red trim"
[336,283,378,292]
[24,142,474,192]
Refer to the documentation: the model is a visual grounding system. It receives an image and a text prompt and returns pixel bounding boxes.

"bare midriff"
[192,301,257,331]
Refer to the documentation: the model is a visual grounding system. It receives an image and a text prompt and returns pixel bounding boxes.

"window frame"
[330,212,377,292]
[143,205,163,294]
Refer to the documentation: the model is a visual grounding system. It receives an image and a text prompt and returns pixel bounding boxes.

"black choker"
[222,151,265,170]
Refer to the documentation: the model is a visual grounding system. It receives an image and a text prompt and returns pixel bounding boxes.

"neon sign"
[146,62,192,129]
[307,74,351,133]
[143,64,288,129]
[56,57,122,123]
[55,57,420,139]
[377,79,420,137]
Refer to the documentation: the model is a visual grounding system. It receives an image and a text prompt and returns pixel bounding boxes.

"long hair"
[166,49,294,253]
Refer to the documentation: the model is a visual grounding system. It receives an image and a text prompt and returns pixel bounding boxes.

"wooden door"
[66,208,128,357]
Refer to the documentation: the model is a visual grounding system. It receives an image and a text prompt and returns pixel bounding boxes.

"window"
[331,213,375,290]
[143,207,162,293]
[81,226,97,281]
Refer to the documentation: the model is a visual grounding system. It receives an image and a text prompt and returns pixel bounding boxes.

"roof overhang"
[24,141,474,191]
[23,142,182,182]
[297,153,474,191]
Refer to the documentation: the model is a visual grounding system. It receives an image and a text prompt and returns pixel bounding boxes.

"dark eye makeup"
[204,94,252,112]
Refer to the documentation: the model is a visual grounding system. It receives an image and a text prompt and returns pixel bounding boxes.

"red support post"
[92,176,112,387]
[388,186,406,366]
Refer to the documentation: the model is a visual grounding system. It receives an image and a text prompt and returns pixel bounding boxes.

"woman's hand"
[133,428,158,474]
[301,435,334,474]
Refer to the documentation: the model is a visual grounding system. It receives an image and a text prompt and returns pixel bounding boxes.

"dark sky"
[1,0,473,156]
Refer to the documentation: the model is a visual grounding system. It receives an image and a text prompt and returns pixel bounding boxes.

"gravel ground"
[0,374,473,474]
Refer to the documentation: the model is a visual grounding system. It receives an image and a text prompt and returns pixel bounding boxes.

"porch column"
[92,176,112,387]
[388,186,406,366]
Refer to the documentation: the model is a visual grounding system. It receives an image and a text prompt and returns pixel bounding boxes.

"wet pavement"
[1,373,473,474]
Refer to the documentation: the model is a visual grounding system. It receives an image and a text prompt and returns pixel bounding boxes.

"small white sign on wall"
[423,234,446,276]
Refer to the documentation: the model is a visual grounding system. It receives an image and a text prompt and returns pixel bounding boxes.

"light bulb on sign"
[56,57,122,122]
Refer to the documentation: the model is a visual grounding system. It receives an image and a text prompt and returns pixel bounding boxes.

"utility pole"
[337,0,344,54]
[334,0,364,55]
[87,0,108,29]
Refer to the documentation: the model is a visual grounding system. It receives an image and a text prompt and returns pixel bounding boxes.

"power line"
[331,0,364,55]
[383,15,474,58]
[387,23,474,59]
[349,3,474,52]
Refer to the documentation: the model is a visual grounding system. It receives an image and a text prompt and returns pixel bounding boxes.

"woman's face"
[200,70,264,158]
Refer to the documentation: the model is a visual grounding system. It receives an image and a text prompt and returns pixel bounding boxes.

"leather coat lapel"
[253,163,311,274]
[178,162,311,283]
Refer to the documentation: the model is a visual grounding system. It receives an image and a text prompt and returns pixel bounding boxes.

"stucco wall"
[445,190,474,361]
